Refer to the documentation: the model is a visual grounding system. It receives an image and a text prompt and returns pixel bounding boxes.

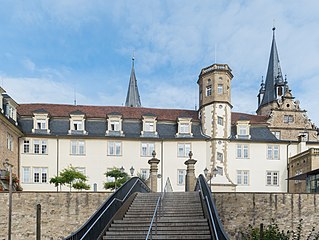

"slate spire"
[125,57,141,107]
[259,27,285,107]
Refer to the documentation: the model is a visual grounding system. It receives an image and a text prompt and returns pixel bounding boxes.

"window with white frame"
[266,171,279,186]
[145,121,154,132]
[108,141,122,156]
[177,143,191,157]
[23,140,30,153]
[272,131,281,139]
[33,140,47,154]
[110,120,120,131]
[71,140,85,155]
[180,123,190,133]
[267,145,279,160]
[236,121,250,139]
[217,84,223,94]
[206,85,212,96]
[237,170,249,186]
[283,115,294,123]
[33,167,48,183]
[217,116,223,126]
[177,118,192,136]
[7,133,13,151]
[239,126,248,136]
[73,120,83,131]
[36,119,46,129]
[236,144,249,159]
[6,104,14,119]
[141,142,155,157]
[140,168,150,181]
[217,152,223,162]
[177,169,186,185]
[22,167,31,183]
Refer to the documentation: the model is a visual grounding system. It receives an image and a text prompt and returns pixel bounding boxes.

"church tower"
[198,63,235,191]
[257,27,288,116]
[125,57,142,107]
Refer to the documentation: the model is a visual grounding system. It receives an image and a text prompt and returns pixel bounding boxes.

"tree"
[104,167,129,190]
[50,166,90,191]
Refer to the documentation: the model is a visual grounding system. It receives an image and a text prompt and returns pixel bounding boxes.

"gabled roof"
[260,27,284,107]
[125,58,142,107]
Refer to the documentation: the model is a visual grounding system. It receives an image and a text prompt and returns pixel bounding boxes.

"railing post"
[36,204,41,240]
[184,151,197,192]
[260,223,264,240]
[148,151,160,192]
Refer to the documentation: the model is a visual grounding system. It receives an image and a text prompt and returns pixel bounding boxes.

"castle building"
[2,28,319,192]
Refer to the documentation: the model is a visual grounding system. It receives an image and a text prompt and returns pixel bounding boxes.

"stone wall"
[214,193,319,239]
[1,192,319,239]
[0,192,111,240]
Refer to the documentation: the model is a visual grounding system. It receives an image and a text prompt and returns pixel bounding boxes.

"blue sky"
[0,1,319,124]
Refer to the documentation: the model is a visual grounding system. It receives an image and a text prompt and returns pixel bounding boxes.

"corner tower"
[198,63,235,191]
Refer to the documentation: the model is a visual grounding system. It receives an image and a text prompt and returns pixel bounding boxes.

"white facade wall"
[20,137,208,192]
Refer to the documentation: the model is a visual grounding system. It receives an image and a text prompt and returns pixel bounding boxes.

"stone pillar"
[148,150,160,192]
[184,151,197,192]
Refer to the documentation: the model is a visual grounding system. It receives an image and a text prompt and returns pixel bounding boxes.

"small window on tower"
[206,85,212,96]
[217,84,223,94]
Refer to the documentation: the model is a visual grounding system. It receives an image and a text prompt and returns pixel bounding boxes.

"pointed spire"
[260,27,285,106]
[125,56,141,107]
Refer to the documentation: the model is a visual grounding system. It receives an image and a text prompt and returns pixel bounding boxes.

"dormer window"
[176,117,193,137]
[236,120,251,139]
[141,115,158,137]
[69,111,87,135]
[106,113,124,136]
[2,93,18,122]
[32,110,50,134]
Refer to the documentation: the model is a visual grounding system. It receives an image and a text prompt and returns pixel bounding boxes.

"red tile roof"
[231,112,269,125]
[17,104,199,121]
[17,104,269,124]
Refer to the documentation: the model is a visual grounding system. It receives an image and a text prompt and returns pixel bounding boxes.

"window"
[206,85,212,96]
[141,142,155,157]
[6,104,14,119]
[217,152,223,162]
[217,166,223,176]
[284,115,294,123]
[73,120,83,131]
[217,116,223,126]
[22,167,31,183]
[75,167,86,176]
[140,169,150,180]
[295,170,302,184]
[145,122,154,132]
[23,140,30,153]
[70,140,85,155]
[7,133,13,151]
[236,144,249,159]
[237,170,249,186]
[108,142,122,156]
[33,168,48,183]
[272,131,281,139]
[239,126,248,136]
[36,119,46,129]
[266,171,279,186]
[180,123,190,134]
[110,120,120,131]
[217,84,223,94]
[177,143,191,157]
[33,140,47,154]
[267,145,279,160]
[177,169,186,185]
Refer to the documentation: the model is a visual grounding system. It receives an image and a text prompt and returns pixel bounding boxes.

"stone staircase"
[103,191,211,239]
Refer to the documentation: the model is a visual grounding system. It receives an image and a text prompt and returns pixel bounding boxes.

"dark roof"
[17,104,199,121]
[125,58,141,107]
[230,125,278,142]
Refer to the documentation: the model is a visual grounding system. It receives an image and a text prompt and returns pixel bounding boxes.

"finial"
[261,76,264,84]
[272,19,276,31]
[152,150,156,158]
[188,151,193,159]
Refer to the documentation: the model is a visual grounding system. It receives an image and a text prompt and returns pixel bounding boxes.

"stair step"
[103,235,211,240]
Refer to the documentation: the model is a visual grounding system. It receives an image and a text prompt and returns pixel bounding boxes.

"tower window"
[206,85,212,96]
[217,116,223,126]
[217,84,223,94]
[283,115,294,123]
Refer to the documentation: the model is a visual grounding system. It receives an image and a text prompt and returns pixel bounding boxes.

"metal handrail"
[65,177,150,240]
[145,178,169,240]
[195,174,229,240]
